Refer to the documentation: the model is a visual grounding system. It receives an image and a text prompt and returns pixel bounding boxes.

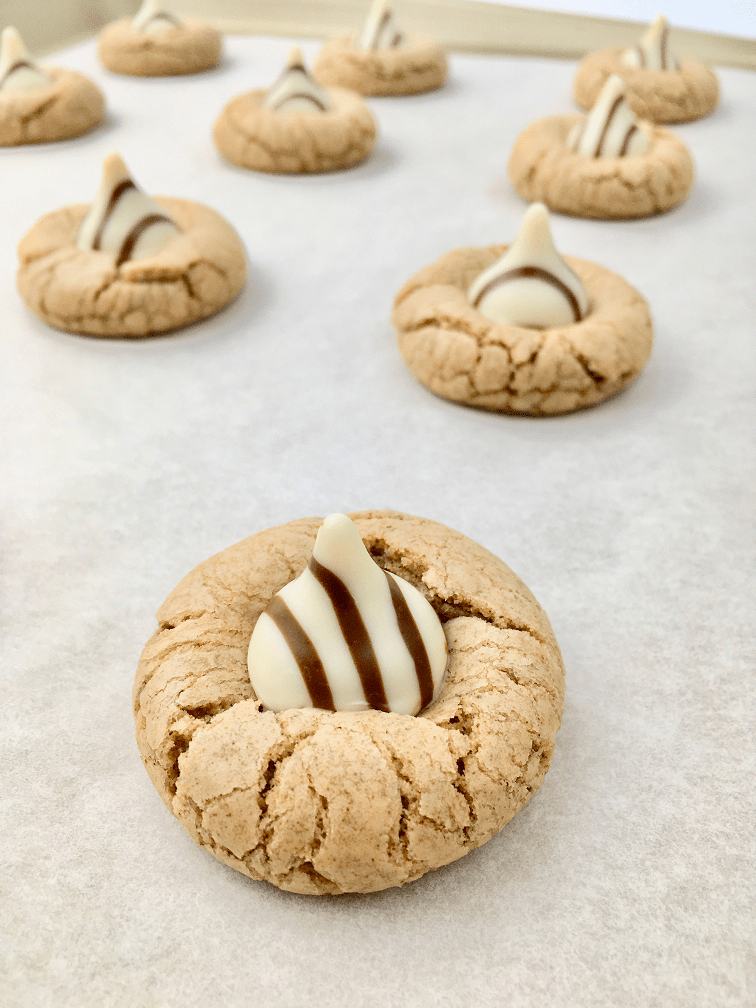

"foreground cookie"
[98,0,222,77]
[314,0,447,96]
[0,27,104,145]
[17,152,246,337]
[393,203,653,414]
[509,74,694,218]
[134,509,565,894]
[214,47,376,173]
[574,14,718,123]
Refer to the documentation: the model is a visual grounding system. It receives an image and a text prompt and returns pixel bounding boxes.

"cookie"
[393,204,653,415]
[0,27,104,146]
[314,35,447,96]
[133,510,565,895]
[98,0,221,77]
[314,0,446,97]
[213,49,376,174]
[17,153,246,338]
[573,16,718,124]
[509,76,694,219]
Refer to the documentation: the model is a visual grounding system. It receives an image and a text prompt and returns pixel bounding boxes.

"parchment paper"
[2,34,754,1008]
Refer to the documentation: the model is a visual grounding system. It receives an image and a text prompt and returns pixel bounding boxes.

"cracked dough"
[393,246,653,414]
[133,510,565,895]
[97,18,221,76]
[508,114,694,219]
[574,48,719,124]
[314,35,447,96]
[213,87,376,174]
[0,67,104,146]
[17,197,246,338]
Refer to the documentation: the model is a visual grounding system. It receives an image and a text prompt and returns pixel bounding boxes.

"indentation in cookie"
[247,514,448,715]
[0,27,50,93]
[567,74,648,158]
[468,203,590,329]
[263,47,333,114]
[621,14,679,72]
[77,152,181,267]
[360,0,404,50]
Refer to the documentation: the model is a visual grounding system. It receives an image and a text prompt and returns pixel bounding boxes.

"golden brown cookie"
[133,510,565,895]
[0,67,104,146]
[393,246,653,414]
[314,34,447,96]
[573,47,718,124]
[17,198,246,338]
[97,18,221,77]
[508,114,694,219]
[213,87,376,174]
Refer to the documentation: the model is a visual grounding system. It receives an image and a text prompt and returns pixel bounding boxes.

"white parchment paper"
[2,34,754,1008]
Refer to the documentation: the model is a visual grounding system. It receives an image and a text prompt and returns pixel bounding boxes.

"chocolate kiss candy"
[263,46,333,114]
[132,0,182,34]
[567,74,649,158]
[469,203,590,329]
[247,514,448,715]
[360,0,404,51]
[0,27,50,93]
[76,153,181,267]
[621,14,679,72]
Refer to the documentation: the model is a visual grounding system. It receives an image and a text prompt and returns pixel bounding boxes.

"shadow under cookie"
[393,246,653,415]
[508,114,694,219]
[213,87,376,174]
[0,68,104,146]
[573,47,718,124]
[98,19,222,76]
[17,198,247,338]
[314,35,447,96]
[133,510,565,895]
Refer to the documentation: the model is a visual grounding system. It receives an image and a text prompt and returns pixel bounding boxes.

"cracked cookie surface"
[17,197,246,337]
[393,246,653,414]
[134,510,565,894]
[509,114,694,219]
[574,48,719,124]
[98,19,221,76]
[213,86,376,174]
[0,67,104,146]
[314,35,447,96]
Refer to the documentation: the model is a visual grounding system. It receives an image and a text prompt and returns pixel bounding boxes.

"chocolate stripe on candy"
[115,212,175,267]
[472,265,582,323]
[0,59,33,86]
[264,595,336,710]
[92,179,136,251]
[618,124,638,157]
[594,94,624,157]
[309,556,391,713]
[384,572,434,710]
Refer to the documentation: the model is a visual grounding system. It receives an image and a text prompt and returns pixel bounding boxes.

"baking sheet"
[2,33,754,1008]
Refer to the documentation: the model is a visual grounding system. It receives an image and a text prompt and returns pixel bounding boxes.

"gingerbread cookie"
[573,15,718,123]
[509,75,694,218]
[393,204,653,415]
[0,27,104,146]
[17,153,246,338]
[314,0,447,97]
[98,0,221,77]
[134,509,565,895]
[213,48,376,174]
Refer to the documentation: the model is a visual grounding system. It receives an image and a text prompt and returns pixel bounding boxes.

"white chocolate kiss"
[77,153,181,266]
[132,0,182,34]
[468,203,590,330]
[621,14,679,72]
[0,27,50,93]
[263,47,333,114]
[360,0,404,51]
[567,74,649,158]
[247,514,448,716]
